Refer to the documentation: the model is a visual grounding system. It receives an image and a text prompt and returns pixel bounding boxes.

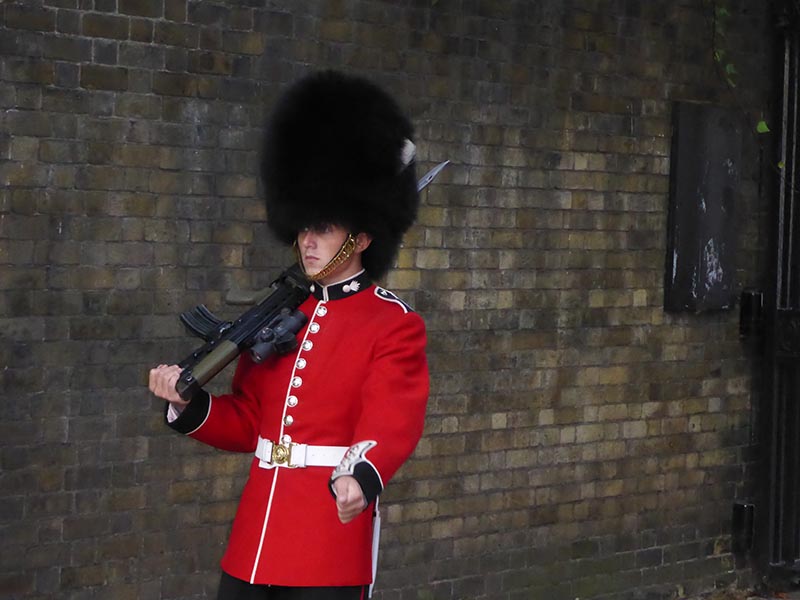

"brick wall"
[0,1,776,599]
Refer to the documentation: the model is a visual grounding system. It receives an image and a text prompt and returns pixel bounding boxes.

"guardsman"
[149,70,430,600]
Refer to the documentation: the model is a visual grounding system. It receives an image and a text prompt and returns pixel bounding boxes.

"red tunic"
[167,271,429,586]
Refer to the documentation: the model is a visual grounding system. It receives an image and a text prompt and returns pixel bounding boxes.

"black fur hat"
[261,70,419,280]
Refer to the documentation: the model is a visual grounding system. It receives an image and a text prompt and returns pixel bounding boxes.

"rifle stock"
[175,264,311,401]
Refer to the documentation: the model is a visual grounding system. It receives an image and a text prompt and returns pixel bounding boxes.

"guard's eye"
[302,223,335,235]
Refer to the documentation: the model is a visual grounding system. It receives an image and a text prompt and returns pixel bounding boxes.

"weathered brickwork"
[0,1,775,599]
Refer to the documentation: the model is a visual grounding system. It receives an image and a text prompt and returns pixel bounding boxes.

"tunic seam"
[249,467,281,583]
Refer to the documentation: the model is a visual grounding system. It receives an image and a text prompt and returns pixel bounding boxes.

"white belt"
[255,436,348,469]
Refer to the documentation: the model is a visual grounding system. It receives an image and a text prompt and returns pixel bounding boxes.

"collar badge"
[343,280,361,293]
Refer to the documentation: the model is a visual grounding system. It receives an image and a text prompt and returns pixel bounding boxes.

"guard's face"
[297,224,350,278]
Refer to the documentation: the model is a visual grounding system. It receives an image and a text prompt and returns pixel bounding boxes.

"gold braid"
[294,233,358,282]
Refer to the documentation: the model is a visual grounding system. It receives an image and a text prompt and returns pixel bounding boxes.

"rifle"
[175,264,311,401]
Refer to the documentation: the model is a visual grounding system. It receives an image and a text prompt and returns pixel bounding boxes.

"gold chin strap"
[294,233,357,282]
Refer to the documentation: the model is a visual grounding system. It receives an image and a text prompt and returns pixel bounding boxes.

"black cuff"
[164,390,211,435]
[352,461,382,506]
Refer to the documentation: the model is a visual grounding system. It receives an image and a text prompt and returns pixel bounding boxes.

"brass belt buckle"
[271,442,297,467]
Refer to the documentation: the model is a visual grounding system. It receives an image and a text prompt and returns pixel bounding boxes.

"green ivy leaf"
[778,161,786,169]
[714,50,725,62]
[716,6,731,18]
[756,120,770,133]
[725,63,737,75]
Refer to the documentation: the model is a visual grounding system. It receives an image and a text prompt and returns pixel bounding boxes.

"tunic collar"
[309,270,372,301]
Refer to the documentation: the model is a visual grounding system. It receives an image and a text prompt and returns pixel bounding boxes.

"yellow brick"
[219,246,243,267]
[404,501,438,521]
[441,416,459,433]
[575,424,604,443]
[491,413,507,429]
[598,366,629,385]
[560,426,576,444]
[417,205,448,226]
[497,290,514,309]
[622,420,647,438]
[217,175,257,197]
[415,249,449,269]
[598,403,627,421]
[384,269,420,290]
[424,228,443,246]
[395,248,414,268]
[446,291,466,311]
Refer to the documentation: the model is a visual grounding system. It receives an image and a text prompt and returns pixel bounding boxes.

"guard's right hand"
[148,364,188,406]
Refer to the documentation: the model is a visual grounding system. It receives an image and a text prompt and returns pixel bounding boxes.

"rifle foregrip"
[176,340,240,401]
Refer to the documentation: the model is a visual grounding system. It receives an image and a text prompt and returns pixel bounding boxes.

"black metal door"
[756,4,800,581]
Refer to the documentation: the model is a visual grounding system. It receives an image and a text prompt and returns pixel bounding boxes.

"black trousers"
[216,572,367,600]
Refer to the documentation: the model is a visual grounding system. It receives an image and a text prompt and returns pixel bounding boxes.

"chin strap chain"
[294,233,358,282]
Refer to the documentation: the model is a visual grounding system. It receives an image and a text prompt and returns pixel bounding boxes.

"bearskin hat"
[261,70,419,281]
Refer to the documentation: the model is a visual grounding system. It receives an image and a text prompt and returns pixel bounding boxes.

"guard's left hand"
[332,475,367,524]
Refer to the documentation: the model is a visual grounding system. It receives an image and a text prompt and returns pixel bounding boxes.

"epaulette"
[374,287,414,314]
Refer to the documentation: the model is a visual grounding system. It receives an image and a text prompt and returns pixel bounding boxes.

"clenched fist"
[332,476,367,524]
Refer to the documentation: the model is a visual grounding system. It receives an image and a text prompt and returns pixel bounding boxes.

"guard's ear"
[354,232,373,254]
